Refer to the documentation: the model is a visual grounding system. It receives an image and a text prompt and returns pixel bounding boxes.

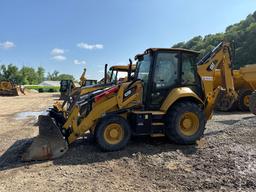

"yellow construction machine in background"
[98,64,136,84]
[59,68,97,100]
[0,80,25,96]
[215,64,256,111]
[22,41,237,161]
[55,63,136,113]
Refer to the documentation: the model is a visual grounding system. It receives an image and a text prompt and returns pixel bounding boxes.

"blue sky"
[0,0,256,80]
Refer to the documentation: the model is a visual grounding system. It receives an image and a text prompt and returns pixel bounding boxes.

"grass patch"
[24,85,60,93]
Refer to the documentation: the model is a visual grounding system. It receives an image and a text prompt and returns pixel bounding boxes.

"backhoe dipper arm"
[197,42,237,119]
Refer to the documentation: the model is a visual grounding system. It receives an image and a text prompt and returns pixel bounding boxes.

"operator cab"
[108,65,136,84]
[135,48,200,110]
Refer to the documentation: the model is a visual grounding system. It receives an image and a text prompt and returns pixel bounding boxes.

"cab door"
[149,51,180,109]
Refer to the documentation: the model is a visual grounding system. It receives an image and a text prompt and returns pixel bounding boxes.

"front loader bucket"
[22,115,68,161]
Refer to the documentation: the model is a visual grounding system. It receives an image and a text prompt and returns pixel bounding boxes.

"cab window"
[137,54,151,102]
[153,52,179,89]
[181,53,196,85]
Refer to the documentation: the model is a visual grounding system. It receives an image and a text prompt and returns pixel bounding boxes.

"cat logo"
[124,89,132,98]
[207,60,218,71]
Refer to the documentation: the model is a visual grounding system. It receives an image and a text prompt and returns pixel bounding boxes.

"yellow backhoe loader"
[22,41,237,161]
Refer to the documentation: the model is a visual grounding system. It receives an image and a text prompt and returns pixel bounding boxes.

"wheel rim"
[103,123,124,144]
[179,112,199,136]
[243,95,250,107]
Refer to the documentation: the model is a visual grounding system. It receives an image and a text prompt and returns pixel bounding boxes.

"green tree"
[47,70,59,81]
[57,74,75,80]
[20,66,38,84]
[0,64,46,85]
[47,70,74,81]
[172,11,256,69]
[37,67,45,83]
[0,64,23,84]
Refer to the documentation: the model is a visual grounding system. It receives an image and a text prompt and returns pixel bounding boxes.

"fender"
[160,87,204,112]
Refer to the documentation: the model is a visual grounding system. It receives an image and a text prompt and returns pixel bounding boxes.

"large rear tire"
[249,91,256,115]
[237,89,252,111]
[165,101,206,144]
[96,115,131,151]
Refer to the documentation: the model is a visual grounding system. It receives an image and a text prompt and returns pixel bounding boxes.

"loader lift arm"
[63,82,143,144]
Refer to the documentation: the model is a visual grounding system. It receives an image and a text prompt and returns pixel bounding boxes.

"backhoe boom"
[197,42,237,119]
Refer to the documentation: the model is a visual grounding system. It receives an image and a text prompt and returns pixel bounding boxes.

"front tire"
[165,101,206,144]
[95,115,131,151]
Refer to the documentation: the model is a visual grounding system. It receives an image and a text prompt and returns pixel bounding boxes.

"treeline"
[0,64,74,85]
[172,11,256,69]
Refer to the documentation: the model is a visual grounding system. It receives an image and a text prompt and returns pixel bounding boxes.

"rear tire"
[165,101,206,144]
[249,91,256,115]
[238,89,252,111]
[96,115,131,151]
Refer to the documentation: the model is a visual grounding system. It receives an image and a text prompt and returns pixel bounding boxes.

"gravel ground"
[0,93,255,192]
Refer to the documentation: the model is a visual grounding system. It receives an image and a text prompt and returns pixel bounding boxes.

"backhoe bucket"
[22,115,68,161]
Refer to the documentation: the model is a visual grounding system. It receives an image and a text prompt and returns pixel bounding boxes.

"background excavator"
[23,41,237,161]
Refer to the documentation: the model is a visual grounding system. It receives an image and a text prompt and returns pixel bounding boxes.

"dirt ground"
[0,93,255,192]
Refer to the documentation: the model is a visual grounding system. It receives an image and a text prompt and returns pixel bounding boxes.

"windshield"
[136,54,151,102]
[136,54,151,83]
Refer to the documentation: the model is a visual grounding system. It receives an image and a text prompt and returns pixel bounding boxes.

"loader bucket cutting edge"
[22,115,69,161]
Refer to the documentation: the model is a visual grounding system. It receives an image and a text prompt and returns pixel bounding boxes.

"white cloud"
[51,48,65,56]
[50,48,66,61]
[73,59,86,65]
[77,42,104,50]
[52,55,66,61]
[0,41,15,49]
